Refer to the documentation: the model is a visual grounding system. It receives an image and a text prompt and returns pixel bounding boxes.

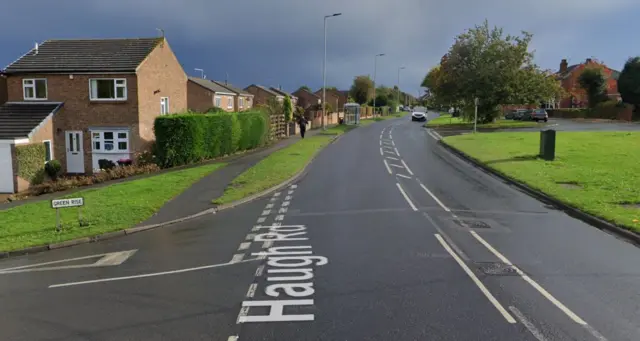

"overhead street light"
[397,66,406,111]
[373,53,385,116]
[322,12,342,130]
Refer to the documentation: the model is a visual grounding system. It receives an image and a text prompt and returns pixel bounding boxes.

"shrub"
[283,96,293,122]
[98,159,116,170]
[207,107,225,114]
[155,111,265,168]
[44,160,62,180]
[136,149,156,166]
[15,144,46,184]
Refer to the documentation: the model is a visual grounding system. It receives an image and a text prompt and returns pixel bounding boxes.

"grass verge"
[0,163,225,252]
[360,113,405,126]
[214,135,335,205]
[443,132,640,232]
[427,114,542,129]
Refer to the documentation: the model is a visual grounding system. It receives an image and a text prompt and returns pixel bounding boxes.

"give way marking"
[0,249,137,274]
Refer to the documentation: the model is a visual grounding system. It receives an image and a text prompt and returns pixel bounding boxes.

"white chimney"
[34,42,39,55]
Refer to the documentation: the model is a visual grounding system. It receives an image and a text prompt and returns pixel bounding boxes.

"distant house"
[187,77,237,112]
[0,37,187,192]
[245,84,284,106]
[554,58,621,108]
[270,87,298,108]
[292,88,321,110]
[212,81,254,111]
[315,88,348,112]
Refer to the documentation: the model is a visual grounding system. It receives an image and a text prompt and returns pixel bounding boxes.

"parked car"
[504,110,517,119]
[523,108,548,122]
[512,109,529,120]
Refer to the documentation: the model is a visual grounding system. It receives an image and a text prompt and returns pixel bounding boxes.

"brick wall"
[187,80,214,112]
[137,38,188,145]
[559,61,620,108]
[0,76,7,105]
[246,86,279,106]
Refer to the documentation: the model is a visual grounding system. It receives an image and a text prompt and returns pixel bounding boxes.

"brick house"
[212,81,254,111]
[0,37,187,193]
[292,88,321,110]
[315,88,347,112]
[187,77,237,112]
[245,84,284,106]
[555,58,621,108]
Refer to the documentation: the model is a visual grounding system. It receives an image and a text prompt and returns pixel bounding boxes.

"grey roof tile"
[0,102,63,139]
[3,38,162,74]
[211,81,253,96]
[188,77,236,94]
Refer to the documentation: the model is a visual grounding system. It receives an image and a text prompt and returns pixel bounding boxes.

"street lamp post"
[194,68,204,79]
[372,53,385,117]
[397,66,405,112]
[322,13,342,130]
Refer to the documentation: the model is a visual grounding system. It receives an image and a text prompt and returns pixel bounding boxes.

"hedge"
[547,102,630,120]
[154,110,268,168]
[15,144,46,184]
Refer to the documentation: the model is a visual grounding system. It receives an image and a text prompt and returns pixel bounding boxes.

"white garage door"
[0,144,14,193]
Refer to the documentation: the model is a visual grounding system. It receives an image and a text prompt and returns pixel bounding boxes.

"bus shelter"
[343,103,361,125]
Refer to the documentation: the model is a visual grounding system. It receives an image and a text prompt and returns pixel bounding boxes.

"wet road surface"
[2,114,640,340]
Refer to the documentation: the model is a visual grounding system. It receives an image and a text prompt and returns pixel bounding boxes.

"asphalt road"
[2,114,640,340]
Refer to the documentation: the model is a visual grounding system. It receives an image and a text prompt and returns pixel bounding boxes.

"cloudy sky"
[2,0,639,95]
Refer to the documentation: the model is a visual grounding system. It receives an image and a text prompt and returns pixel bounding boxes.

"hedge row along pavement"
[154,110,269,168]
[15,144,46,184]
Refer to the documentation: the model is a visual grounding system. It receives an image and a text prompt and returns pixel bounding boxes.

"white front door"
[65,131,84,173]
[0,143,14,193]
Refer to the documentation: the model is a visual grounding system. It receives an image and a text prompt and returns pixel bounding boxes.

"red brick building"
[555,58,621,108]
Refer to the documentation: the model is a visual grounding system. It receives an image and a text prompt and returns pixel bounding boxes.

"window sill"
[92,150,130,154]
[23,98,48,101]
[90,99,128,104]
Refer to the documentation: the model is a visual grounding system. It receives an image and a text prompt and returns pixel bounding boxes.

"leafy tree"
[617,57,640,118]
[427,20,562,123]
[578,67,607,108]
[283,96,293,121]
[350,75,374,104]
[297,85,311,92]
[320,86,338,91]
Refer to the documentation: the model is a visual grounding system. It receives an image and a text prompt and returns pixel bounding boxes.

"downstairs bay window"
[91,130,129,153]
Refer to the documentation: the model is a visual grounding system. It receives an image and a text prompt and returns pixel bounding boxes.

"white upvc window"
[89,79,127,101]
[214,96,222,107]
[160,97,169,115]
[43,140,53,162]
[227,97,233,109]
[23,79,47,100]
[239,97,244,108]
[91,130,129,153]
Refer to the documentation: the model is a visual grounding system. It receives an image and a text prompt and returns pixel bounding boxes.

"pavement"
[2,113,640,340]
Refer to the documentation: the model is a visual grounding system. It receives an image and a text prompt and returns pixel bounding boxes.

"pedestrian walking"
[297,115,308,139]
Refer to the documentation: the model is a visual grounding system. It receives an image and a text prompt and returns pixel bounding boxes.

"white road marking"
[270,197,277,202]
[427,129,442,141]
[282,201,290,207]
[379,147,384,156]
[238,242,251,251]
[49,258,259,288]
[385,156,399,161]
[285,195,292,200]
[432,130,443,140]
[236,306,250,324]
[396,173,412,179]
[246,233,256,240]
[231,254,245,263]
[389,163,404,169]
[288,190,294,195]
[274,192,281,197]
[584,324,609,341]
[291,184,297,189]
[256,217,266,224]
[435,234,516,324]
[0,250,137,274]
[246,283,258,298]
[383,159,393,174]
[396,183,417,211]
[383,146,394,151]
[265,203,274,209]
[509,306,548,341]
[262,240,274,248]
[278,207,288,214]
[275,215,284,221]
[469,231,588,325]
[261,210,271,216]
[255,265,265,277]
[401,159,414,175]
[383,150,396,155]
[419,182,450,212]
[391,140,395,146]
[227,336,239,341]
[379,140,382,146]
[394,147,400,156]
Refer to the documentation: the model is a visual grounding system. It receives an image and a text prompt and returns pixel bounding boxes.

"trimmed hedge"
[15,144,46,184]
[154,110,268,168]
[547,102,630,120]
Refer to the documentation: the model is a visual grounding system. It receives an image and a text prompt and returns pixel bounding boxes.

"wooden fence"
[269,114,287,140]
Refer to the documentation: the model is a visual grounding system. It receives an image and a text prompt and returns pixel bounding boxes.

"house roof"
[188,77,236,95]
[212,81,253,96]
[269,87,297,99]
[294,88,320,99]
[557,63,621,80]
[247,84,282,97]
[2,38,164,74]
[0,102,63,139]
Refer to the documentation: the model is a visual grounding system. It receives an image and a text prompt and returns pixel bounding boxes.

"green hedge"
[16,144,46,184]
[548,103,628,120]
[154,111,268,168]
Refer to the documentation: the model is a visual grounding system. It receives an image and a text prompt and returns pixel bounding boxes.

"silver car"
[411,111,426,122]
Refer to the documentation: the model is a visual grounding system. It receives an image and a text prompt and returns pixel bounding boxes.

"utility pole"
[373,53,385,117]
[397,66,405,112]
[322,13,342,130]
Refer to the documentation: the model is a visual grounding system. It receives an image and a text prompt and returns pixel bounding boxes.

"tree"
[350,75,374,104]
[320,86,338,91]
[428,20,562,123]
[297,85,311,92]
[283,96,293,121]
[578,67,607,108]
[617,57,640,118]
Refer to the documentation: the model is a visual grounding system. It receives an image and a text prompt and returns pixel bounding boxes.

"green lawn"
[0,163,225,252]
[427,114,542,129]
[214,135,334,205]
[444,132,640,232]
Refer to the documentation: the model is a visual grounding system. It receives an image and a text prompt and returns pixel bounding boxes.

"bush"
[15,144,46,184]
[155,111,268,168]
[98,159,116,170]
[547,108,589,118]
[44,160,62,180]
[207,107,225,114]
[136,149,156,166]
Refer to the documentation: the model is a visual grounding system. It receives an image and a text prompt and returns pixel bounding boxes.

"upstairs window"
[23,79,47,100]
[90,79,127,100]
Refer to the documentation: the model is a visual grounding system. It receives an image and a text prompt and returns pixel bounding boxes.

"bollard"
[539,129,556,161]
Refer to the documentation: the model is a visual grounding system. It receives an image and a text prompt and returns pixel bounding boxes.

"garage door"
[0,144,14,193]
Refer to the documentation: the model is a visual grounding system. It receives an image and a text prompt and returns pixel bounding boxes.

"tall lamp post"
[396,66,405,112]
[322,12,342,130]
[372,53,385,116]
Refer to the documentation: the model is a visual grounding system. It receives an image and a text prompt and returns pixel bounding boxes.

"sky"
[2,0,640,96]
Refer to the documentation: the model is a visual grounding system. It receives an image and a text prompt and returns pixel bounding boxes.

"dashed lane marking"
[396,183,417,211]
[246,233,256,240]
[256,217,266,224]
[265,203,274,209]
[261,210,271,216]
[396,173,411,179]
[246,283,258,298]
[401,159,414,175]
[383,159,393,174]
[394,147,401,156]
[278,207,288,214]
[389,163,405,169]
[418,181,450,212]
[238,242,251,251]
[231,254,245,263]
[285,195,292,200]
[255,265,265,277]
[275,215,284,221]
[380,147,384,156]
[273,192,281,197]
[282,201,290,207]
[386,156,400,161]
